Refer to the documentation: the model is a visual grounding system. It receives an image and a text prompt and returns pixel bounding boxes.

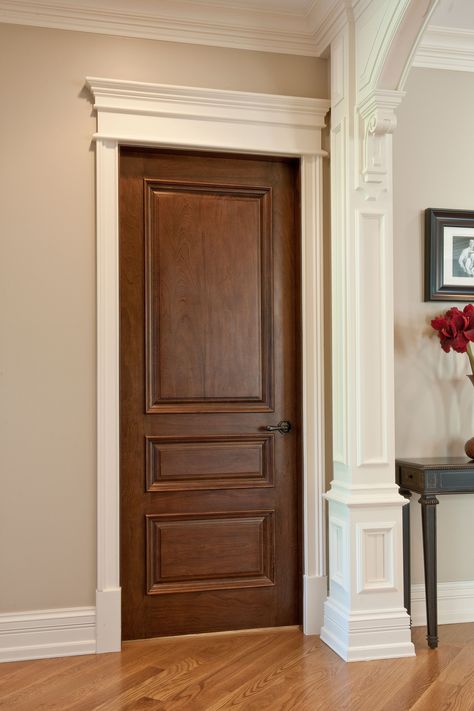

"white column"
[96,138,121,653]
[320,26,414,661]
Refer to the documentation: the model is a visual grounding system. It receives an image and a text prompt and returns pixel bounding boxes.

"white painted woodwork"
[89,78,329,156]
[0,608,96,663]
[319,1,438,662]
[329,516,348,590]
[411,580,474,627]
[95,138,121,654]
[4,578,474,663]
[1,0,471,71]
[0,0,345,57]
[356,523,396,594]
[88,77,330,652]
[301,154,328,634]
[414,26,474,72]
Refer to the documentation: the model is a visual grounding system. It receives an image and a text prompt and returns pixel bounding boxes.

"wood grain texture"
[146,434,274,492]
[146,510,274,593]
[120,148,301,640]
[145,179,273,413]
[2,625,474,710]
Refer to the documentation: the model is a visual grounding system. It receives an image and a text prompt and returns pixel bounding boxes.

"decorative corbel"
[357,90,405,200]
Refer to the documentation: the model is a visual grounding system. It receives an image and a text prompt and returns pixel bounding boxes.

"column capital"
[359,89,405,134]
[357,89,405,198]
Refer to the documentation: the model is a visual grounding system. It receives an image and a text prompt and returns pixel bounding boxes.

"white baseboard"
[411,580,474,627]
[0,607,96,663]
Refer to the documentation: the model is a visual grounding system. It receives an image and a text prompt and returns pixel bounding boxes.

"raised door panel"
[146,511,275,594]
[145,180,273,412]
[146,434,274,491]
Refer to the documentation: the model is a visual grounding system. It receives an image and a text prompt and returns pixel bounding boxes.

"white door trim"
[87,77,330,652]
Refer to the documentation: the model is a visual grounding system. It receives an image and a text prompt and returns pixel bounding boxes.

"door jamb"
[87,77,330,652]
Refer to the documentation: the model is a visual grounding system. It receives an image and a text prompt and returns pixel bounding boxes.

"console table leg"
[399,488,412,618]
[419,494,439,649]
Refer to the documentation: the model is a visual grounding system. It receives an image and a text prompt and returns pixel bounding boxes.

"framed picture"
[425,208,474,301]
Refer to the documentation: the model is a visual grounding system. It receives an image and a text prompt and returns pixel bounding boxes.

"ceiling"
[0,0,473,61]
[431,0,474,29]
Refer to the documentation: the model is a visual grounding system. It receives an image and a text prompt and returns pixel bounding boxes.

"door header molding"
[86,77,330,155]
[87,77,329,652]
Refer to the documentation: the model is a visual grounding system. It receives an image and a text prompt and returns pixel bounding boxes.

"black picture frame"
[425,208,474,301]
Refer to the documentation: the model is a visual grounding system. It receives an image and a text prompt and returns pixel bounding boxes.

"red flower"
[431,304,474,353]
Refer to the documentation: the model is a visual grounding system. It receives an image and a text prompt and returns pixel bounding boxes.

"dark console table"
[395,457,474,649]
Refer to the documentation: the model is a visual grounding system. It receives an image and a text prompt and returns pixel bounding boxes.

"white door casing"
[87,77,330,653]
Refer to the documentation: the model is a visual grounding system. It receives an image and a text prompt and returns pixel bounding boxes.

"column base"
[320,598,414,661]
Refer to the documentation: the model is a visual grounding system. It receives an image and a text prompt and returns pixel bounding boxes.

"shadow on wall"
[394,304,471,458]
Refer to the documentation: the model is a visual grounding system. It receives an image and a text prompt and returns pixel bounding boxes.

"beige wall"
[0,23,328,613]
[394,68,474,584]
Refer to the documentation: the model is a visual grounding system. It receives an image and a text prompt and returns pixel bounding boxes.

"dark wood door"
[120,147,301,640]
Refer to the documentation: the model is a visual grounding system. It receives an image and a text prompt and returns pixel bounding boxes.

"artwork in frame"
[425,208,474,301]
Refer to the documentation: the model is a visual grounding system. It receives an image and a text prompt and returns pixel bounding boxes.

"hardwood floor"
[1,624,474,710]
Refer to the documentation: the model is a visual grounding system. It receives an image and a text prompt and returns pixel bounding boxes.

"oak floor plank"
[0,659,126,711]
[379,644,463,711]
[206,635,331,710]
[1,639,192,711]
[92,632,273,711]
[60,666,164,711]
[154,632,326,710]
[65,632,269,711]
[410,644,474,711]
[0,655,82,697]
[0,654,120,710]
[92,658,202,711]
[121,699,166,711]
[411,680,474,711]
[64,634,264,711]
[194,635,459,711]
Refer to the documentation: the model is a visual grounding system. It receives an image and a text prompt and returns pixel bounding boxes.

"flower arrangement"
[431,304,474,458]
[431,304,474,374]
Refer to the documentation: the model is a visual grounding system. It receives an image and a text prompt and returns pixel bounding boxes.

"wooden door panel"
[120,148,301,640]
[146,434,274,491]
[146,511,274,594]
[145,180,273,412]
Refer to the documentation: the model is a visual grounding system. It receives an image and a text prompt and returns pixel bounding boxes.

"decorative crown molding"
[0,0,346,57]
[414,25,474,73]
[2,3,474,71]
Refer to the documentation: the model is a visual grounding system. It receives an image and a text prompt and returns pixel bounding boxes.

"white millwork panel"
[355,522,396,594]
[329,514,349,592]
